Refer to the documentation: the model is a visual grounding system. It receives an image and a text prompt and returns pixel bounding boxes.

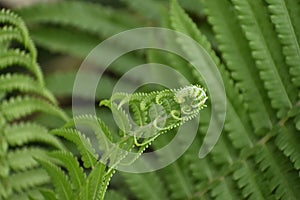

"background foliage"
[0,0,300,199]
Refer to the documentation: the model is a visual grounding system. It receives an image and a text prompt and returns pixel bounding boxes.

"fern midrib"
[62,156,85,190]
[134,174,165,200]
[285,0,300,44]
[170,162,193,197]
[213,134,236,165]
[226,83,255,148]
[246,101,298,144]
[88,168,103,200]
[262,144,299,199]
[203,0,275,127]
[275,122,300,171]
[278,0,300,70]
[212,176,242,200]
[240,0,293,109]
[239,161,266,199]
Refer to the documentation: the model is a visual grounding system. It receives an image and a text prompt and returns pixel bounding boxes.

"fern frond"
[169,1,284,199]
[50,128,98,168]
[185,144,214,183]
[161,162,194,199]
[23,25,144,78]
[129,101,148,127]
[170,0,219,66]
[27,26,101,58]
[122,0,167,23]
[39,189,57,200]
[275,123,300,170]
[1,95,68,122]
[211,176,242,200]
[0,49,43,84]
[9,168,49,193]
[104,190,127,200]
[16,1,140,38]
[7,148,47,171]
[108,103,132,135]
[37,158,73,200]
[254,144,300,199]
[201,0,274,132]
[170,0,256,154]
[233,162,267,200]
[64,115,113,152]
[153,135,194,199]
[101,85,207,144]
[0,9,37,59]
[232,0,296,118]
[0,177,11,199]
[48,151,86,191]
[184,132,242,199]
[210,135,236,166]
[0,8,67,199]
[83,163,106,200]
[0,26,24,45]
[0,73,57,104]
[11,189,44,200]
[122,172,168,200]
[266,0,300,89]
[4,122,64,149]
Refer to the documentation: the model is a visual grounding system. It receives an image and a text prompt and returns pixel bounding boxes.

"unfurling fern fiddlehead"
[45,85,207,200]
[101,85,207,146]
[99,85,207,165]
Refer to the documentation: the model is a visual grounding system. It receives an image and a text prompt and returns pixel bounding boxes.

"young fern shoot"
[99,85,207,165]
[44,85,207,200]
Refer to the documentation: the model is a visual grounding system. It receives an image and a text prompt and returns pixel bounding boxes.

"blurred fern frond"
[0,9,68,200]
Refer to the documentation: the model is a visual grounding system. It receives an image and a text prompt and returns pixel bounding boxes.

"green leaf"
[232,0,296,118]
[9,168,50,192]
[39,189,57,200]
[211,177,242,200]
[66,115,113,152]
[275,124,300,170]
[48,151,86,191]
[1,96,68,122]
[0,73,57,104]
[0,9,37,59]
[79,163,106,200]
[170,0,254,152]
[122,0,167,23]
[0,26,24,45]
[104,190,127,200]
[17,1,140,37]
[122,172,168,200]
[153,135,194,199]
[254,144,300,199]
[233,162,266,200]
[7,148,47,171]
[266,0,300,88]
[37,159,73,200]
[0,50,42,84]
[5,122,64,149]
[202,0,274,132]
[50,128,98,168]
